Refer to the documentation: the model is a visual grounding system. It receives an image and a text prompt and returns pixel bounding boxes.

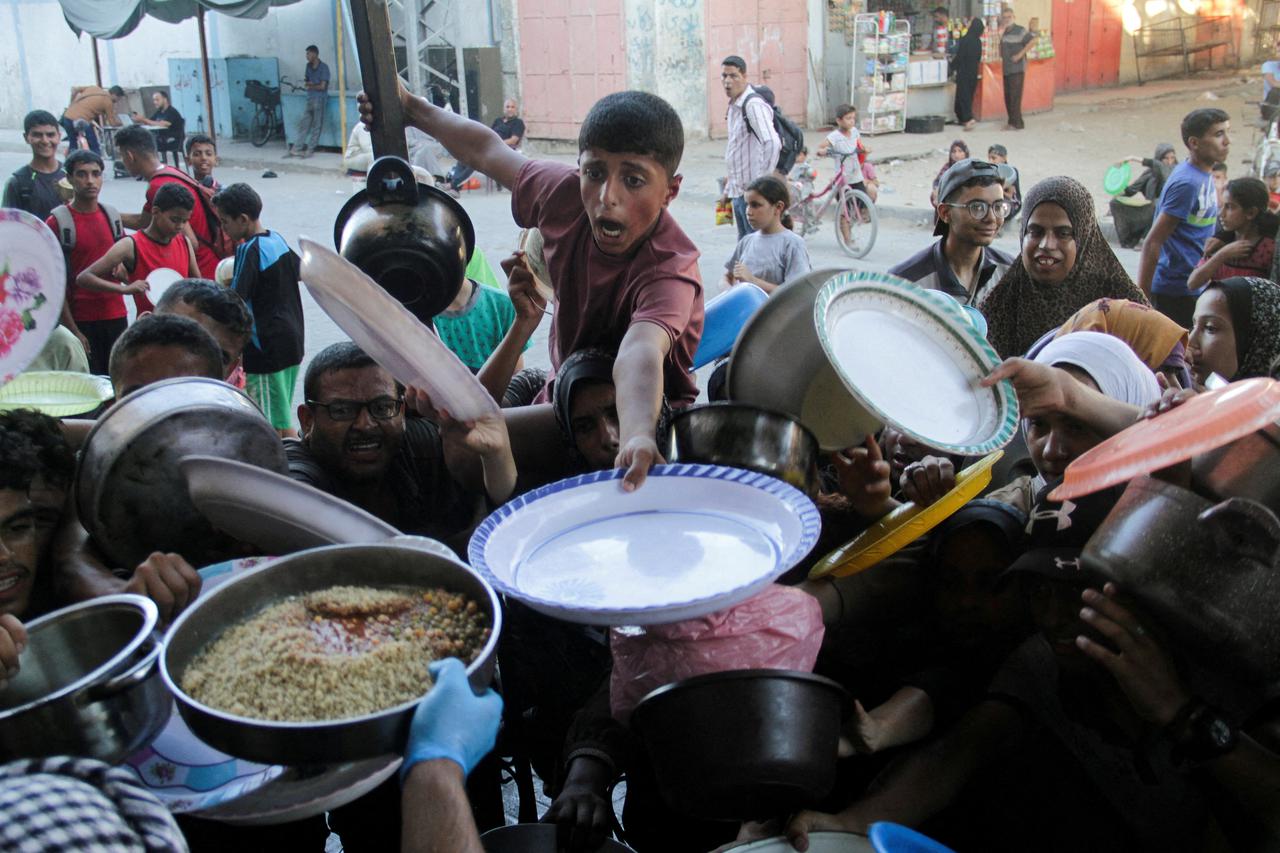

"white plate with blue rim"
[814,271,1018,457]
[468,464,820,626]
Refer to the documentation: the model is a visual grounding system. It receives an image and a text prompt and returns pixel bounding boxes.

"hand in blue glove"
[402,658,503,781]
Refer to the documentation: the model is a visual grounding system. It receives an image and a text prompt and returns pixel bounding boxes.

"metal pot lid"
[1052,378,1280,501]
[0,594,158,718]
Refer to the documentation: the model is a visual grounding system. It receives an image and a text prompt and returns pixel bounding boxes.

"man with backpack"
[45,150,127,375]
[114,125,232,279]
[3,110,66,222]
[720,55,782,239]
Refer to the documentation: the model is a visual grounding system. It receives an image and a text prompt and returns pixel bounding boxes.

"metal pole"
[92,37,103,87]
[337,0,347,155]
[452,6,468,119]
[404,0,422,94]
[197,7,217,143]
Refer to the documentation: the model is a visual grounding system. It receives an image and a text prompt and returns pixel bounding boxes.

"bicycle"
[788,151,879,259]
[245,77,301,147]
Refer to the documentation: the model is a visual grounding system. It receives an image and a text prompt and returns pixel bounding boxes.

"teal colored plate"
[813,271,1018,457]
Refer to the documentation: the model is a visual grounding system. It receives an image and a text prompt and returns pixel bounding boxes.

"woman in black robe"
[952,17,984,130]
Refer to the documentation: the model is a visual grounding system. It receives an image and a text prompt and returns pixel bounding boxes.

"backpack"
[49,203,125,256]
[153,166,236,259]
[742,92,805,175]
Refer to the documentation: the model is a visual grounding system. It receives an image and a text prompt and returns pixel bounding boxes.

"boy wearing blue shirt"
[212,183,305,437]
[1138,108,1229,327]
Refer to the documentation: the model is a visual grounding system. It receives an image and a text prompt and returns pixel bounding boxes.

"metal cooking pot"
[1191,421,1280,515]
[630,669,848,821]
[161,542,503,766]
[333,156,475,323]
[76,377,288,569]
[665,403,820,497]
[1082,476,1280,686]
[480,824,635,852]
[0,595,169,764]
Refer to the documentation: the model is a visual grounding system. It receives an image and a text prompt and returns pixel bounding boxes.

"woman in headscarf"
[986,330,1161,513]
[980,175,1149,359]
[1187,275,1280,386]
[952,18,984,131]
[1053,297,1191,388]
[1110,143,1178,248]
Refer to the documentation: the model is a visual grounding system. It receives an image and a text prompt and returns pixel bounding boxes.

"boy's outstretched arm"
[613,321,670,492]
[358,86,525,189]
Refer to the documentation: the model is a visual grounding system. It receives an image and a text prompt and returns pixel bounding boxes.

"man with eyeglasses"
[288,342,516,558]
[889,159,1017,306]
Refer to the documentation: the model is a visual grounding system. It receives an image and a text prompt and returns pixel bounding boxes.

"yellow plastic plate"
[0,371,112,417]
[808,450,1004,580]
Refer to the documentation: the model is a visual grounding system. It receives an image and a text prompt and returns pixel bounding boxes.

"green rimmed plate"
[0,371,112,416]
[813,271,1019,457]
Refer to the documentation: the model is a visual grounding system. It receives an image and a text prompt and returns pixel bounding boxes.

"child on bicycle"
[723,175,812,294]
[816,104,871,198]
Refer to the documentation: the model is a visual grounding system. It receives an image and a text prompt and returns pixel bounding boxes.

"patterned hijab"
[1206,276,1280,379]
[1056,298,1188,372]
[980,176,1149,358]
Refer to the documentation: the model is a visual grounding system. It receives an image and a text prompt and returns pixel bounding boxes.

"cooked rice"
[181,585,489,722]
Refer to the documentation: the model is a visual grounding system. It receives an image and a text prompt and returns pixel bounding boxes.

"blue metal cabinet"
[166,57,280,140]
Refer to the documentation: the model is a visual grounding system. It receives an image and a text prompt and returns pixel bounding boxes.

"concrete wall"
[624,0,708,136]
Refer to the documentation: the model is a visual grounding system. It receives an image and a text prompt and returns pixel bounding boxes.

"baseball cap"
[933,158,1018,236]
[1001,481,1123,584]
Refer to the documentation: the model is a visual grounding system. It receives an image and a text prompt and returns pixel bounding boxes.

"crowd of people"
[1,65,1279,853]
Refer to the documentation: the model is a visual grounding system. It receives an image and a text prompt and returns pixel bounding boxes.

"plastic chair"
[869,821,956,853]
[691,284,768,370]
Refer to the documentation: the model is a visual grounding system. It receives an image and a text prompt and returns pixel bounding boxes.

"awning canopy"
[60,0,302,40]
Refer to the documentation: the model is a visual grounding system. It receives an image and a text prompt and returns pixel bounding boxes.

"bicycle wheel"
[835,188,878,259]
[251,107,273,147]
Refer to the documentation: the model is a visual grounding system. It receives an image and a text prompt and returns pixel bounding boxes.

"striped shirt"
[724,86,781,198]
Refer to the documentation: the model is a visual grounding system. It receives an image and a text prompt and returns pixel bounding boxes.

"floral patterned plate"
[0,208,66,386]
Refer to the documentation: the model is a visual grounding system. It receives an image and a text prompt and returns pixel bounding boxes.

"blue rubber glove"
[401,658,503,782]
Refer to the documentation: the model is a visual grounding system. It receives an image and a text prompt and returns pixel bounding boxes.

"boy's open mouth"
[596,218,625,240]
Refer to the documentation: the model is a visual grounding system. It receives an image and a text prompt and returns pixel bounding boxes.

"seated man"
[288,342,517,555]
[446,98,525,191]
[131,91,185,167]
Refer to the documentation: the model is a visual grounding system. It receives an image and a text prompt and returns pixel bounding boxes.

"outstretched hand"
[833,435,893,518]
[0,614,27,689]
[899,456,956,507]
[616,435,664,492]
[356,79,418,130]
[982,357,1071,419]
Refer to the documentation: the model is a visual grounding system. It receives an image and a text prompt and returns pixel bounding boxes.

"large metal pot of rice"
[0,595,169,764]
[159,542,502,766]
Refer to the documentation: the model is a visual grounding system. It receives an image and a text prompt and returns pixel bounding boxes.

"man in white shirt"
[720,55,781,238]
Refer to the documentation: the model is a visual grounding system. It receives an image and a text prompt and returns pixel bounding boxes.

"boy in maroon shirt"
[358,88,703,490]
[46,150,126,375]
[77,184,199,316]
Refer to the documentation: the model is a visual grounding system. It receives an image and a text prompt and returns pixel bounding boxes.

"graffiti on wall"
[625,0,708,134]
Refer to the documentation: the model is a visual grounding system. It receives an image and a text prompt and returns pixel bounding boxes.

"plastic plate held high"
[814,271,1018,457]
[298,238,499,422]
[809,450,1003,580]
[0,208,66,386]
[1103,162,1132,196]
[468,464,820,625]
[1051,377,1280,501]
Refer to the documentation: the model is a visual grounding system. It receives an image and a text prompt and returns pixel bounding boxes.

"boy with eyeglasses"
[888,159,1017,305]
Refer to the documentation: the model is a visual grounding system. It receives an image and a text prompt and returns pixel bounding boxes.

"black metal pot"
[1190,421,1280,516]
[630,669,848,821]
[1082,476,1280,686]
[333,156,475,323]
[665,403,820,497]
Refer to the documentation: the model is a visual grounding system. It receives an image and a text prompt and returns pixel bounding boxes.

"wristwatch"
[1168,700,1238,764]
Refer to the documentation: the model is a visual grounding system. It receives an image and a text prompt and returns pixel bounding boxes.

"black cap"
[933,158,1018,236]
[1002,481,1123,583]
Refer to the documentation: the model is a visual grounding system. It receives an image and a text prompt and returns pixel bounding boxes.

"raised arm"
[76,238,147,296]
[359,86,526,189]
[613,321,670,492]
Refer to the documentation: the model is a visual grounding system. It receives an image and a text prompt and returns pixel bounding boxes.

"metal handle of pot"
[80,637,162,705]
[348,0,410,160]
[1198,498,1280,565]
